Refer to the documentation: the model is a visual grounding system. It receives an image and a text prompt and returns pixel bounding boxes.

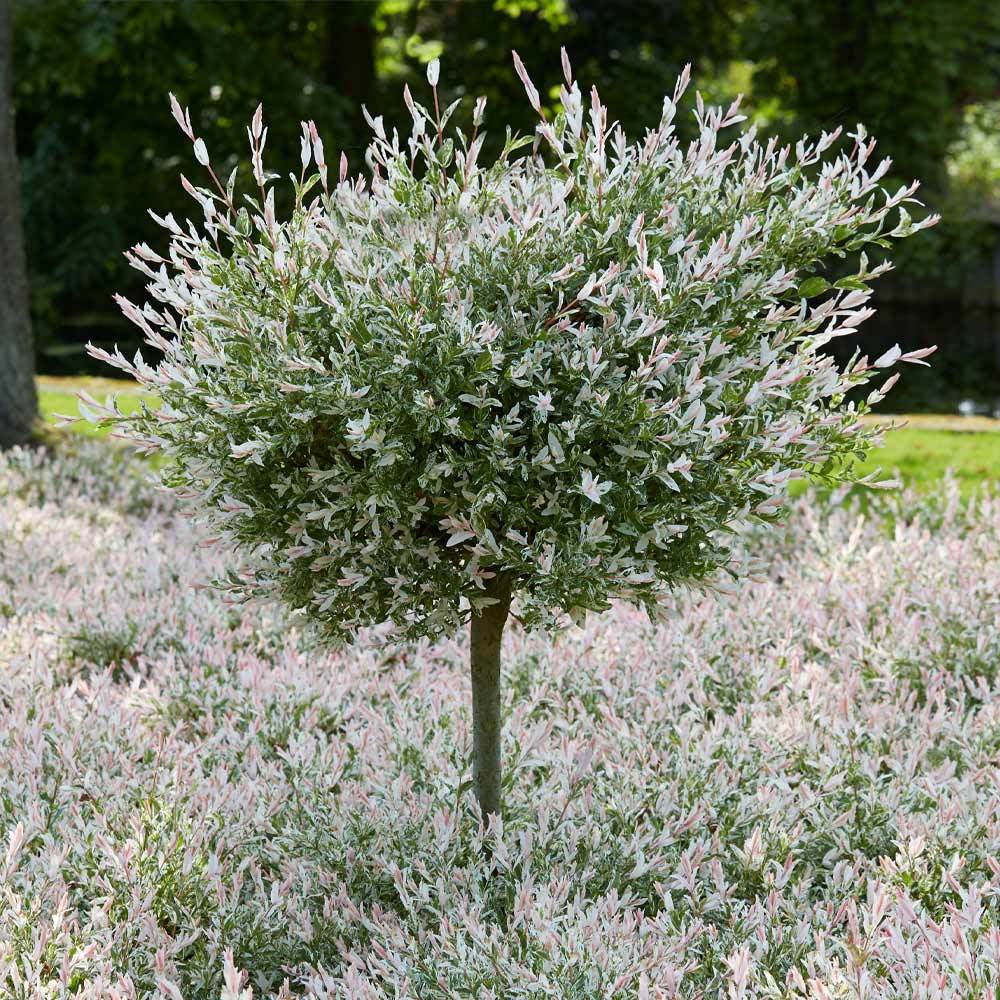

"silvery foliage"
[90,52,936,641]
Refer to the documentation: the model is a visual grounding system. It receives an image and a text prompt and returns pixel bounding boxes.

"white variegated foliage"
[88,53,936,640]
[2,445,999,998]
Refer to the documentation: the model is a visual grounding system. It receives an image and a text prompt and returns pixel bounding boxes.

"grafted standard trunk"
[0,0,37,448]
[469,571,512,823]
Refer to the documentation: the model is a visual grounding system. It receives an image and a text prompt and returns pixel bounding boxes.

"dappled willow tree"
[89,53,935,821]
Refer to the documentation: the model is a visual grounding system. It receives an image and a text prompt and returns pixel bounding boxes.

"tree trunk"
[316,0,377,149]
[469,571,512,823]
[0,0,37,448]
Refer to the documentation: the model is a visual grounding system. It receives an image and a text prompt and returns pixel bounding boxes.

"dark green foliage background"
[12,0,1000,386]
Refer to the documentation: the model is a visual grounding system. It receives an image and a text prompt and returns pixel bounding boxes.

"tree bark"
[469,571,512,823]
[0,0,37,448]
[315,0,377,146]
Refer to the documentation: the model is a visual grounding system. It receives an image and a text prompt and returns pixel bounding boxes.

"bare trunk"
[316,0,377,147]
[0,0,37,448]
[469,572,512,823]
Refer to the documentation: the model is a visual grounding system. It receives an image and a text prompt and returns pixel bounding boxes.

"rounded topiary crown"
[89,51,936,642]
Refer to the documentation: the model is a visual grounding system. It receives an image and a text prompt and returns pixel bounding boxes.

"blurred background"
[7,0,1000,414]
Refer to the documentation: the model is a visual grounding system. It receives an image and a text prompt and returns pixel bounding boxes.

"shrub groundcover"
[1,441,999,998]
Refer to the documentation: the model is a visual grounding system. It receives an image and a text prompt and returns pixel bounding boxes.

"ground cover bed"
[1,439,999,998]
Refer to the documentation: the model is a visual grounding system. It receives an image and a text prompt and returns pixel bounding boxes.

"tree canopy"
[88,51,936,816]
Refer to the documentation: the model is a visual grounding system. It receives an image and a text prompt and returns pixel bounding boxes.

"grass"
[781,416,1000,498]
[852,420,1000,491]
[37,375,156,438]
[35,376,1000,491]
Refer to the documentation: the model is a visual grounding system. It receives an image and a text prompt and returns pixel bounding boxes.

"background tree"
[18,0,997,395]
[0,0,37,448]
[89,55,935,821]
[741,0,1000,319]
[744,0,1000,190]
[12,0,358,364]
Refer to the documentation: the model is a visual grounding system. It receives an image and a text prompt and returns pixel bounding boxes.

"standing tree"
[0,0,37,448]
[88,53,935,822]
[744,0,1000,191]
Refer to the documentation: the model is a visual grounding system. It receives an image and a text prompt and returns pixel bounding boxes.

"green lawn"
[35,377,1000,491]
[852,421,1000,491]
[37,376,155,437]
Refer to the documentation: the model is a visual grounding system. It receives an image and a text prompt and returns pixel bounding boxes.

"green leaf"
[834,276,869,292]
[798,276,830,298]
[437,139,454,168]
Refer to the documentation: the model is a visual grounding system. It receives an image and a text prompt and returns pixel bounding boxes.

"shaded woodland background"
[9,0,1000,411]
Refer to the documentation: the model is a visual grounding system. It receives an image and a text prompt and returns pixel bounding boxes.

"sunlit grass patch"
[857,423,1000,491]
[37,375,158,438]
[789,416,1000,498]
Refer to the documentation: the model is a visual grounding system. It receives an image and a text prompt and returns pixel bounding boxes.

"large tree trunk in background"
[317,0,376,148]
[0,0,37,448]
[469,572,512,824]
